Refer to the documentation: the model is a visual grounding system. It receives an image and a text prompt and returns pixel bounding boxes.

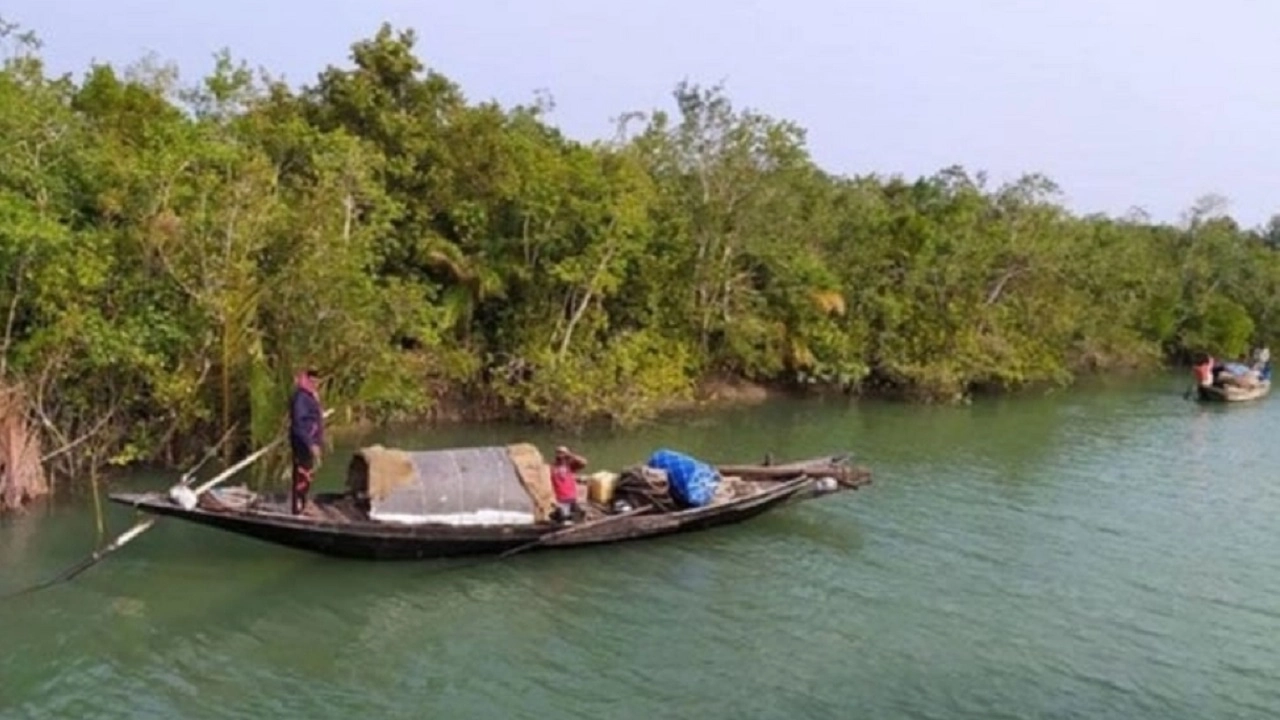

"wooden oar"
[498,505,655,559]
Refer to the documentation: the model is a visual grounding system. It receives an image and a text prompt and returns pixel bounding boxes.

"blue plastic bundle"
[1224,362,1251,376]
[646,448,720,508]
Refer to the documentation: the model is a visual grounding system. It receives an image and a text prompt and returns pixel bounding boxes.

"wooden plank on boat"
[716,455,871,489]
[498,505,654,557]
[571,477,817,543]
[539,505,656,546]
[715,454,845,477]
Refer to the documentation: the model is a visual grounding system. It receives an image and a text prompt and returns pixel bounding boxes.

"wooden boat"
[1196,379,1271,402]
[108,444,871,560]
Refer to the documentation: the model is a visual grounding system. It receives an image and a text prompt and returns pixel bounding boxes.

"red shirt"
[551,464,578,503]
[1193,359,1213,385]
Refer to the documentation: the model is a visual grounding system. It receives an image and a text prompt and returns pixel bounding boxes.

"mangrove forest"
[2,19,1278,507]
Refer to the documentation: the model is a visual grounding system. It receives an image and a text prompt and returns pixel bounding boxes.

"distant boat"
[108,445,871,561]
[1190,351,1272,403]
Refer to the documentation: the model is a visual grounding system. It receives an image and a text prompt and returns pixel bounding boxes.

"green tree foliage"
[2,18,1278,484]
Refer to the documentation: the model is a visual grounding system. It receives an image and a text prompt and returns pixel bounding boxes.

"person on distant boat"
[1187,353,1228,386]
[288,369,325,515]
[1253,347,1273,382]
[1192,353,1212,387]
[550,446,587,524]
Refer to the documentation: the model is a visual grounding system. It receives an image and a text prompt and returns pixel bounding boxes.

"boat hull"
[1196,380,1271,402]
[108,492,544,559]
[108,477,836,560]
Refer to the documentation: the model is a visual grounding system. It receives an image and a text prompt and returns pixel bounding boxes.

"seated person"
[1194,353,1234,387]
[550,446,588,523]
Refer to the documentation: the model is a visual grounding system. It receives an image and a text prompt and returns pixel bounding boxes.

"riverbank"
[226,374,785,446]
[8,360,1178,505]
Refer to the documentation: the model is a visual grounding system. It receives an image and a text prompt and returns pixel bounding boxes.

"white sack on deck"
[369,509,537,526]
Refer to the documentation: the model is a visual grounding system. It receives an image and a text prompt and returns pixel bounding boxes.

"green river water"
[2,373,1279,719]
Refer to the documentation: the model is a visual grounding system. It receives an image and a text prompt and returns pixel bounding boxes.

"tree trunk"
[0,382,48,512]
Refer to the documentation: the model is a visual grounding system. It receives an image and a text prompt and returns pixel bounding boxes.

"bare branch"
[557,245,617,360]
[557,215,621,360]
[39,402,118,464]
[985,264,1028,307]
[30,353,72,467]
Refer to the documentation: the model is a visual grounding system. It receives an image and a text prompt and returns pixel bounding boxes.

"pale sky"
[7,0,1280,227]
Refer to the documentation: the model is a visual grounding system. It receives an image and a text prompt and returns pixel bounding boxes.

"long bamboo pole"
[1,409,333,601]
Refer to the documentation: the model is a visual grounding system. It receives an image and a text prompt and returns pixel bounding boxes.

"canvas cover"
[347,444,553,525]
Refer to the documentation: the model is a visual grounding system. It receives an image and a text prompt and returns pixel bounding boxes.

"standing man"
[289,368,325,515]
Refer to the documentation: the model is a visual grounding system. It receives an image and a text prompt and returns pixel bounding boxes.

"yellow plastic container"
[587,471,619,505]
